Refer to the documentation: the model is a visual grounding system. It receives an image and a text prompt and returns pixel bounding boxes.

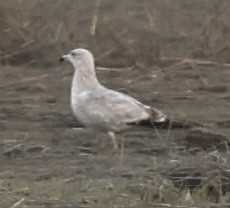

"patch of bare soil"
[0,58,230,207]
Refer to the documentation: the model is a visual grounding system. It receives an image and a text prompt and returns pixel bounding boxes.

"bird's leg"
[100,136,107,149]
[119,136,124,167]
[108,132,125,167]
[108,131,118,150]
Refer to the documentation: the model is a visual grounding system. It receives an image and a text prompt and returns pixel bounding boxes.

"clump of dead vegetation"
[0,0,230,67]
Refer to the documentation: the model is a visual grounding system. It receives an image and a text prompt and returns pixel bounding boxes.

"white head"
[60,48,96,76]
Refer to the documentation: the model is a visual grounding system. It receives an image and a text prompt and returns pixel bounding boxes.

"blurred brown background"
[1,0,230,67]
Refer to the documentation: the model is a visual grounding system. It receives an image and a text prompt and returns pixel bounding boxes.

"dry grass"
[0,0,230,67]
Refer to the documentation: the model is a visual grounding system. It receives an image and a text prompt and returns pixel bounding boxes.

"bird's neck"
[71,63,100,95]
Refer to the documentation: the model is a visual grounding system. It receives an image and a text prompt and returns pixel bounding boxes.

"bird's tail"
[127,107,167,127]
[149,107,167,123]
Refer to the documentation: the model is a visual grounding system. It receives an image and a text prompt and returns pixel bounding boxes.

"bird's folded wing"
[76,89,164,126]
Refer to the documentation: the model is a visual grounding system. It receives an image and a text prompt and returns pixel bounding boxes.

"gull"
[60,48,167,149]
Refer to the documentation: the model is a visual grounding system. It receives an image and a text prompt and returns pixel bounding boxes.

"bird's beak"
[60,55,68,62]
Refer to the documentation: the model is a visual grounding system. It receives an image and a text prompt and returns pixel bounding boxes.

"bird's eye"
[71,52,76,56]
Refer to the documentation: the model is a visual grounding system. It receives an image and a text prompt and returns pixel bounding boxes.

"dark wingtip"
[127,118,169,128]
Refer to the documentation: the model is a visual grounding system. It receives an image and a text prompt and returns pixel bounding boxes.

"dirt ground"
[0,1,230,207]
